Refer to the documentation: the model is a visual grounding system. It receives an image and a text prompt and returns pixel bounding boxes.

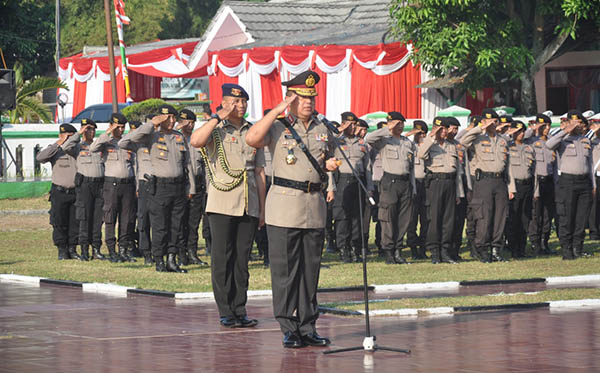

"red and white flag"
[113,0,130,25]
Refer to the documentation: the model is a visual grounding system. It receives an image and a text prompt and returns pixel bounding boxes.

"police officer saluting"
[245,70,339,348]
[365,111,416,265]
[407,120,429,261]
[62,119,106,260]
[90,113,136,263]
[459,109,510,262]
[546,110,597,260]
[123,105,195,272]
[37,123,79,260]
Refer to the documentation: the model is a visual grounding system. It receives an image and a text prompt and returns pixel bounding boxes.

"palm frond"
[13,61,24,89]
[18,77,68,100]
[16,96,53,123]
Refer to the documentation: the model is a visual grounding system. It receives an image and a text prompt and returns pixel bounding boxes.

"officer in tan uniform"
[546,110,597,259]
[119,118,154,264]
[62,118,105,261]
[588,119,600,241]
[176,109,208,267]
[446,117,466,260]
[505,120,537,258]
[406,120,429,261]
[123,104,195,272]
[37,124,79,260]
[459,108,509,262]
[418,117,464,263]
[365,111,416,265]
[245,70,339,348]
[369,121,386,256]
[190,84,265,328]
[90,113,137,263]
[332,111,369,263]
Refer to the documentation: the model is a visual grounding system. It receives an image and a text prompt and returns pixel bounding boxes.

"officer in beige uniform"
[588,119,600,241]
[190,84,265,328]
[418,117,464,263]
[365,111,416,265]
[407,120,429,261]
[90,113,136,263]
[124,104,195,272]
[332,111,369,263]
[546,110,596,259]
[62,118,105,261]
[505,121,538,258]
[37,124,79,260]
[459,108,509,262]
[246,71,338,348]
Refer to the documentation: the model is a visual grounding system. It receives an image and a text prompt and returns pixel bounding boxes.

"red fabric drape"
[314,65,327,115]
[129,70,162,102]
[466,88,494,116]
[209,71,238,112]
[72,79,87,118]
[350,63,421,118]
[103,80,112,104]
[259,70,283,114]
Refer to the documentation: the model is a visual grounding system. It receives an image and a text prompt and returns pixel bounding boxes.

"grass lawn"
[1,195,600,294]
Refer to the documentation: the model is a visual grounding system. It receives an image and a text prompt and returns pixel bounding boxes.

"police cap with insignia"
[60,123,77,133]
[341,111,357,122]
[511,120,527,131]
[433,116,445,127]
[110,112,128,125]
[535,113,551,125]
[567,109,584,121]
[356,119,369,129]
[482,108,499,119]
[413,120,429,133]
[178,109,197,122]
[222,83,249,100]
[387,111,406,122]
[158,104,178,116]
[446,116,460,127]
[129,120,142,130]
[282,70,320,97]
[470,115,482,126]
[499,115,513,124]
[80,118,97,128]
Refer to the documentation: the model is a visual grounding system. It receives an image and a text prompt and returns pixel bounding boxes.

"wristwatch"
[211,113,222,123]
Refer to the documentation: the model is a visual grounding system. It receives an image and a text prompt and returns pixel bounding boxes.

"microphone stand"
[322,126,410,356]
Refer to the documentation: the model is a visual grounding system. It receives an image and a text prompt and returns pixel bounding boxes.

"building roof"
[81,38,202,59]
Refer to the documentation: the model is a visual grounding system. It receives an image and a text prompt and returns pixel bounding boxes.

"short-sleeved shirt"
[459,127,509,175]
[364,128,415,175]
[334,135,369,175]
[36,143,77,188]
[90,133,135,179]
[62,134,104,178]
[525,136,555,177]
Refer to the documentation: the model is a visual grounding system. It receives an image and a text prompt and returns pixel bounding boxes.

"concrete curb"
[0,209,47,216]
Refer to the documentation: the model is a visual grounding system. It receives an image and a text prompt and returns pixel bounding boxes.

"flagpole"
[103,0,118,112]
[113,0,132,102]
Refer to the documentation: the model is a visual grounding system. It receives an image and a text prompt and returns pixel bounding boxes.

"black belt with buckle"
[105,177,135,184]
[480,171,504,179]
[51,184,75,194]
[382,172,409,181]
[82,176,104,183]
[273,176,322,193]
[560,173,589,181]
[156,176,186,184]
[428,172,456,180]
[515,178,533,185]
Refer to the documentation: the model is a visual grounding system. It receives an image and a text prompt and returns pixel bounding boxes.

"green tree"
[390,0,600,114]
[8,62,68,124]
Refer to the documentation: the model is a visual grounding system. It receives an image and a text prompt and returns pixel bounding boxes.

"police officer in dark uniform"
[406,120,429,260]
[90,113,137,263]
[121,105,195,272]
[446,117,466,260]
[546,110,597,259]
[37,123,79,260]
[62,119,106,260]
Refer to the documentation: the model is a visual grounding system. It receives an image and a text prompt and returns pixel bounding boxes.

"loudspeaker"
[0,69,16,111]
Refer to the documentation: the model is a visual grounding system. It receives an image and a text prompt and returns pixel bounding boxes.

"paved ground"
[1,281,600,372]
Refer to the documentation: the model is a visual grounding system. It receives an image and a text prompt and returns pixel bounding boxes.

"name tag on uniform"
[284,134,294,139]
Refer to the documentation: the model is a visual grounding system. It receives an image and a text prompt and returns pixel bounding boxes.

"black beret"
[158,104,178,116]
[282,70,320,97]
[356,119,369,128]
[470,115,482,126]
[499,115,513,124]
[446,117,460,127]
[178,109,197,122]
[145,113,157,121]
[413,120,428,133]
[535,114,551,125]
[129,121,142,130]
[432,116,445,127]
[482,108,499,119]
[110,113,127,125]
[511,120,527,131]
[60,123,77,133]
[341,112,357,122]
[568,109,584,121]
[387,111,406,121]
[222,83,249,100]
[80,118,97,128]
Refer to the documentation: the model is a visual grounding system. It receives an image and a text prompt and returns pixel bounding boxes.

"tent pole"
[104,0,118,112]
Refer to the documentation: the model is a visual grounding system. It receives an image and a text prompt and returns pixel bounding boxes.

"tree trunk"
[520,73,537,115]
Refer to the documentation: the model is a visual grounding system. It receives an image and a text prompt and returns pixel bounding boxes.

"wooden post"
[104,0,118,112]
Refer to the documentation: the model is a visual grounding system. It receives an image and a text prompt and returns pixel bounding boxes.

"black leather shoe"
[236,316,258,328]
[301,332,331,346]
[283,332,306,348]
[155,257,168,272]
[220,316,237,328]
[167,253,187,273]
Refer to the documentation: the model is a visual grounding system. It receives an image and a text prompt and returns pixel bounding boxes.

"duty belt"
[427,172,456,180]
[515,178,533,185]
[537,175,552,182]
[273,176,322,193]
[51,184,75,194]
[82,176,104,183]
[382,172,409,181]
[155,176,185,184]
[480,171,504,179]
[105,177,135,184]
[559,173,589,181]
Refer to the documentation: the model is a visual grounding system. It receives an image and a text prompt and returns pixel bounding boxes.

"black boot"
[469,240,480,260]
[562,246,575,260]
[68,246,82,260]
[478,246,491,263]
[441,246,457,264]
[573,246,590,258]
[80,245,90,261]
[410,246,419,260]
[188,248,208,265]
[118,245,136,263]
[58,246,69,260]
[167,253,187,273]
[107,244,120,263]
[384,250,396,264]
[143,251,155,265]
[491,247,506,262]
[531,243,542,257]
[351,247,362,263]
[130,240,142,258]
[393,249,407,264]
[179,247,190,266]
[155,256,168,272]
[92,245,107,260]
[340,247,353,263]
[431,247,441,264]
[541,240,552,255]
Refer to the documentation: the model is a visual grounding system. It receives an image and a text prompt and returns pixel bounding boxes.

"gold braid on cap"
[199,128,249,211]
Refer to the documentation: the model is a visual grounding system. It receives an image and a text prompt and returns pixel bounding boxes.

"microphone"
[315,113,340,134]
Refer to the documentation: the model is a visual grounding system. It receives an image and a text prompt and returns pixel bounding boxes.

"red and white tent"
[57,39,205,121]
[208,42,423,122]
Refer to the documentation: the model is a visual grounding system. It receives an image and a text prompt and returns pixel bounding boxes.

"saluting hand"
[106,123,117,134]
[78,124,90,135]
[216,102,236,122]
[480,119,496,131]
[429,125,441,137]
[152,114,169,128]
[564,121,579,134]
